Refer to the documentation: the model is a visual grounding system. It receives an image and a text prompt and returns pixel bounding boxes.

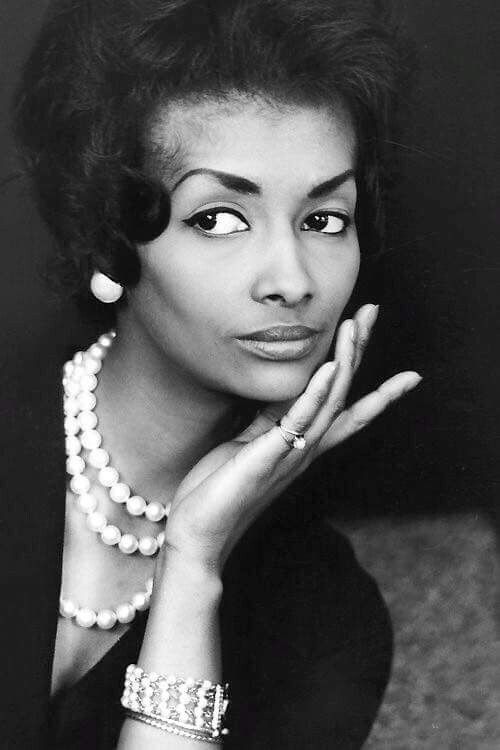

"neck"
[95,317,252,504]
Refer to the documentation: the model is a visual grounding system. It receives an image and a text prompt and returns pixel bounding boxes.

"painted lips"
[236,325,321,361]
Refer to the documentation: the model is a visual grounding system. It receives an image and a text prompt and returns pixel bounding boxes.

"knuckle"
[332,399,345,414]
[352,414,369,431]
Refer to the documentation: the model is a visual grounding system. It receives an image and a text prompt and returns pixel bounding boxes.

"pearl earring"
[90,271,124,304]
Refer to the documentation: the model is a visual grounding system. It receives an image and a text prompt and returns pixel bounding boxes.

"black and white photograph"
[1,1,498,748]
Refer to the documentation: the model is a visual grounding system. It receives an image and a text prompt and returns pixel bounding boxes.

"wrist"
[156,544,224,599]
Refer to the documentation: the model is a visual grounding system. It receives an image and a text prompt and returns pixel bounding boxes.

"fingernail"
[323,360,339,379]
[405,372,423,390]
[370,304,380,324]
[350,320,358,343]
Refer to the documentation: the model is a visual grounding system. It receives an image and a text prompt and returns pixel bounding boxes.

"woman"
[3,0,420,747]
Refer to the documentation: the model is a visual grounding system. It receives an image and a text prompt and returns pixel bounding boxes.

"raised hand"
[161,304,421,574]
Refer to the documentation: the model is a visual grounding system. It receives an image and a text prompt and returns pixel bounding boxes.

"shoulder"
[229,517,391,657]
[222,518,393,749]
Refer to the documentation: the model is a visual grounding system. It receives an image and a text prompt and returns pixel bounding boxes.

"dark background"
[1,1,498,520]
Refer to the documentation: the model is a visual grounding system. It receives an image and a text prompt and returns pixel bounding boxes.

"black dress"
[47,513,393,749]
[0,213,392,746]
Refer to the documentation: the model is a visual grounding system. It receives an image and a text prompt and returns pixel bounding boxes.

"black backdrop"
[1,1,498,520]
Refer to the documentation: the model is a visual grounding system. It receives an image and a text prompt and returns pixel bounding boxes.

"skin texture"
[55,99,421,743]
[127,98,360,403]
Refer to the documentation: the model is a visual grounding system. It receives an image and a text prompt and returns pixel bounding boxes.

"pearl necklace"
[59,576,154,630]
[60,331,167,629]
[63,332,170,557]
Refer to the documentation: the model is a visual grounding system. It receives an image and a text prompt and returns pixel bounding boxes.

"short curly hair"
[14,0,413,302]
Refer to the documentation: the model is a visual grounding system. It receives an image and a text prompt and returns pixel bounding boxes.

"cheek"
[318,240,360,319]
[135,241,234,332]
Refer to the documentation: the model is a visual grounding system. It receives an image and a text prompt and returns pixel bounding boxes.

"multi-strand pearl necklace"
[60,331,169,629]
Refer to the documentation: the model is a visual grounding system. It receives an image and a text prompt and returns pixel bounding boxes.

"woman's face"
[126,97,359,402]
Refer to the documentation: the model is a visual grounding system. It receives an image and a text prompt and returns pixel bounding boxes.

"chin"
[235,359,323,403]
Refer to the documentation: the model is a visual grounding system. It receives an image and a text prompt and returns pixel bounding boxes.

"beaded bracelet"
[121,664,230,743]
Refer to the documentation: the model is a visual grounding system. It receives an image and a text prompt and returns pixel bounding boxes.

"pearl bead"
[83,355,102,375]
[75,607,97,628]
[96,609,117,630]
[138,536,158,556]
[118,534,138,554]
[81,429,102,450]
[64,380,81,398]
[88,448,109,469]
[59,598,77,618]
[77,493,98,514]
[101,524,121,545]
[145,501,165,522]
[131,592,149,611]
[116,603,135,624]
[86,511,107,532]
[65,435,81,455]
[64,397,79,416]
[126,495,146,516]
[110,483,130,503]
[77,391,97,411]
[73,351,84,365]
[66,455,85,475]
[80,372,98,391]
[70,474,91,495]
[63,361,75,376]
[71,365,86,381]
[88,343,106,359]
[78,410,98,431]
[99,466,119,487]
[99,333,114,347]
[64,416,80,435]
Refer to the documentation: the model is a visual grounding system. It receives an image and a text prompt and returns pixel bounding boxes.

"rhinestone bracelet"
[121,664,230,742]
[126,710,224,744]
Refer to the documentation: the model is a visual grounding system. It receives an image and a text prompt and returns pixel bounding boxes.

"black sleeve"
[222,519,393,750]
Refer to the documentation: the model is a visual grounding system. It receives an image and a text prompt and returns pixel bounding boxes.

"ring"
[275,420,307,451]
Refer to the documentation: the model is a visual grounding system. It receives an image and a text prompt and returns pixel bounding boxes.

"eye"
[301,211,350,235]
[184,209,249,236]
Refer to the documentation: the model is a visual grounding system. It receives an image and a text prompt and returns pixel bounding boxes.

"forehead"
[148,95,357,188]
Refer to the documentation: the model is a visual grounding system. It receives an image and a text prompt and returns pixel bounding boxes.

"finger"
[238,307,376,445]
[352,303,379,372]
[304,317,357,445]
[318,370,423,454]
[185,361,340,513]
[236,400,293,443]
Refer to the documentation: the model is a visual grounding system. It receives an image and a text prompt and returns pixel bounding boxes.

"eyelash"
[183,207,351,236]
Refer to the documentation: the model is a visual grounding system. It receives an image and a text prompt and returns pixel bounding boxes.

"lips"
[237,325,320,342]
[235,325,322,361]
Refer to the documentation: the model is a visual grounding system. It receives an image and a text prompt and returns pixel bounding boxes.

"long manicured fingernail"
[369,304,380,324]
[350,320,358,343]
[408,372,423,386]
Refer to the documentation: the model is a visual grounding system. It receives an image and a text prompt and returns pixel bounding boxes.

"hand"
[161,304,422,574]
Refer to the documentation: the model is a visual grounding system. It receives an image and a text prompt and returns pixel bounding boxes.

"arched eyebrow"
[171,168,355,197]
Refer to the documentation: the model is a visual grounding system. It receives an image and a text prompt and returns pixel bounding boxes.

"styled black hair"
[14,0,414,302]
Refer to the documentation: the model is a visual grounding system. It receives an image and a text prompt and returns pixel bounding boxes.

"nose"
[250,230,314,308]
